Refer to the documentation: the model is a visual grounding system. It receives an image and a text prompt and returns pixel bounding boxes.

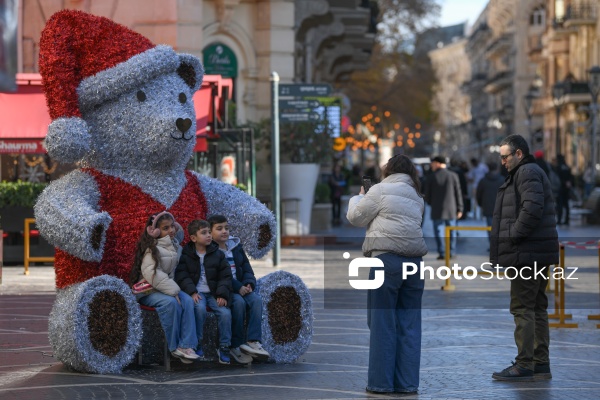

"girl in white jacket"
[130,211,199,363]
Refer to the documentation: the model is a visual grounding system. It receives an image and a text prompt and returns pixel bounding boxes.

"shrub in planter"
[0,181,47,208]
[314,183,331,204]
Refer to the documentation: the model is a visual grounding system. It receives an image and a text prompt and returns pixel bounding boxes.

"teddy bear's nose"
[176,118,192,133]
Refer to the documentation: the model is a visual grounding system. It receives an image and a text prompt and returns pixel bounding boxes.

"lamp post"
[587,66,600,188]
[552,81,567,156]
[523,85,537,136]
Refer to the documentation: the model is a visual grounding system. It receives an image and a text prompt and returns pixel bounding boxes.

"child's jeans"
[231,292,263,348]
[194,292,232,348]
[138,291,197,352]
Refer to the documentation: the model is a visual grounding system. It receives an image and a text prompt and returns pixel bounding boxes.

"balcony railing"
[554,0,597,27]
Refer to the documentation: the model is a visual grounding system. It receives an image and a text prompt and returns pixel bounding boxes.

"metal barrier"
[23,218,54,275]
[548,245,578,328]
[442,225,491,291]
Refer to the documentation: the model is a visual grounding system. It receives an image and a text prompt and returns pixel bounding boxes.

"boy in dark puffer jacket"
[208,215,270,363]
[175,219,233,364]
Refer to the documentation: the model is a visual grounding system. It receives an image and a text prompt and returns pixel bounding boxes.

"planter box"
[310,203,332,233]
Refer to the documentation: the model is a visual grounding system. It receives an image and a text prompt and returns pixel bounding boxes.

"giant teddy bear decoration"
[34,10,282,373]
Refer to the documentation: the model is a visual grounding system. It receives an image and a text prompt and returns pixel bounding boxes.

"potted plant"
[251,118,336,235]
[310,182,332,233]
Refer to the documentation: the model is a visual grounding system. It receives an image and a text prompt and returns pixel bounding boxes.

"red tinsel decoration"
[38,10,154,119]
[55,170,208,288]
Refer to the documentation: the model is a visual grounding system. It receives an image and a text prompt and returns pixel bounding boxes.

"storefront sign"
[0,139,45,154]
[203,43,238,78]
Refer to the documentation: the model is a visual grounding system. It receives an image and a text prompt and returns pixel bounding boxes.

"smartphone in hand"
[362,175,373,194]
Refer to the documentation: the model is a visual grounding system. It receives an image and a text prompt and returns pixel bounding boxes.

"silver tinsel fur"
[49,275,142,374]
[256,271,313,363]
[196,172,276,259]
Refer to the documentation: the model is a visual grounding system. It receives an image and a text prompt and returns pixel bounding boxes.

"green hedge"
[0,181,47,208]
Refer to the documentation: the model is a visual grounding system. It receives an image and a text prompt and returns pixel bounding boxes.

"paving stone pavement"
[1,212,599,399]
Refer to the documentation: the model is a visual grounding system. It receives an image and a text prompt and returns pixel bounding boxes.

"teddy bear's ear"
[177,54,204,92]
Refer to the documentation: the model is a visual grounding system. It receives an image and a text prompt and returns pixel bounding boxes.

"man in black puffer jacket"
[490,135,558,382]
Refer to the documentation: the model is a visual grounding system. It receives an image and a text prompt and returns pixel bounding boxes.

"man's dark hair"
[207,214,228,229]
[486,161,498,171]
[188,219,210,236]
[430,155,446,164]
[500,134,530,156]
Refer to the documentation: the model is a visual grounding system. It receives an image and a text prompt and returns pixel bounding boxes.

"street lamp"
[552,81,567,155]
[523,85,537,135]
[587,66,600,188]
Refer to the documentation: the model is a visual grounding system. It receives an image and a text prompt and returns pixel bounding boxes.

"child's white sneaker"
[171,348,193,363]
[230,347,253,364]
[240,341,270,360]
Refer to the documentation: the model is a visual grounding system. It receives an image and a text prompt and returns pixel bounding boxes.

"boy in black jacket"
[175,219,233,364]
[209,215,270,363]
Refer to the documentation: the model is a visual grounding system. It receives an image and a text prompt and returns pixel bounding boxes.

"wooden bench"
[137,305,220,370]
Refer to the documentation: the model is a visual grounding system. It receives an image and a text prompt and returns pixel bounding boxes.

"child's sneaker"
[240,341,270,361]
[230,347,253,364]
[195,347,204,358]
[171,348,193,364]
[217,346,231,364]
[180,347,200,360]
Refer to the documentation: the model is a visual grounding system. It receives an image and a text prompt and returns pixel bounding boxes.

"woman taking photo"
[346,154,427,395]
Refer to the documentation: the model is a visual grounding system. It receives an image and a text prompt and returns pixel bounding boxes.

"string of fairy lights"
[339,106,423,153]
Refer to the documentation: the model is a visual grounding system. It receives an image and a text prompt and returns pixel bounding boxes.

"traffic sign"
[279,112,320,123]
[279,84,332,97]
[279,99,321,109]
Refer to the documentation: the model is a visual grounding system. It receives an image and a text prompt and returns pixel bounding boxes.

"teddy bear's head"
[39,10,203,171]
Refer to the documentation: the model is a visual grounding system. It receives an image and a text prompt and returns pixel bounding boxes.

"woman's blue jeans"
[231,292,263,348]
[366,253,424,393]
[138,290,197,352]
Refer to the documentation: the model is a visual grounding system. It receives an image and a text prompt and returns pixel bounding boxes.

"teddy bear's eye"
[179,93,187,103]
[137,91,146,102]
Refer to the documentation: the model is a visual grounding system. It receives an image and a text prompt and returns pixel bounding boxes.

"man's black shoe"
[436,255,445,260]
[492,362,534,381]
[534,364,552,380]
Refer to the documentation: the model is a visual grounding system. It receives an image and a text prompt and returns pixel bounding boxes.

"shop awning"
[0,73,218,154]
[0,74,49,153]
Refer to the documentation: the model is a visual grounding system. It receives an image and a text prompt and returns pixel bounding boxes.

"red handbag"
[132,279,153,294]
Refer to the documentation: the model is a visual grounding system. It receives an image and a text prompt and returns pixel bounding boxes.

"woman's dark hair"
[382,154,423,197]
[129,213,173,286]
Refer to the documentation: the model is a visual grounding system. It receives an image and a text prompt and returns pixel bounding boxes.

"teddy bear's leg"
[49,275,142,373]
[256,271,313,363]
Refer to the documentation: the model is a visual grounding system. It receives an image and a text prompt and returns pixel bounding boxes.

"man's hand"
[457,212,463,220]
[216,297,227,307]
[192,293,201,304]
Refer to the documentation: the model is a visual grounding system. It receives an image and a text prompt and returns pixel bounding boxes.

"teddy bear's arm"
[34,170,112,262]
[192,172,276,259]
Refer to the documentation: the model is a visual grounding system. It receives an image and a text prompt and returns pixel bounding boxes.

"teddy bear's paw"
[90,224,104,250]
[258,223,273,250]
[256,271,313,364]
[49,275,142,374]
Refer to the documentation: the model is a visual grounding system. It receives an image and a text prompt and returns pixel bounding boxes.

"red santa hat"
[38,10,181,162]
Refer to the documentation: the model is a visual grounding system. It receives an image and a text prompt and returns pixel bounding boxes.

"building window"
[530,6,546,26]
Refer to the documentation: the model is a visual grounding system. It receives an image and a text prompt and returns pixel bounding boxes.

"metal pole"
[250,128,256,198]
[591,100,598,189]
[555,106,561,156]
[270,72,281,267]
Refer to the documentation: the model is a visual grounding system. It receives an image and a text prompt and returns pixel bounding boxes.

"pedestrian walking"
[423,156,463,260]
[346,154,428,395]
[490,134,558,381]
[476,161,504,241]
